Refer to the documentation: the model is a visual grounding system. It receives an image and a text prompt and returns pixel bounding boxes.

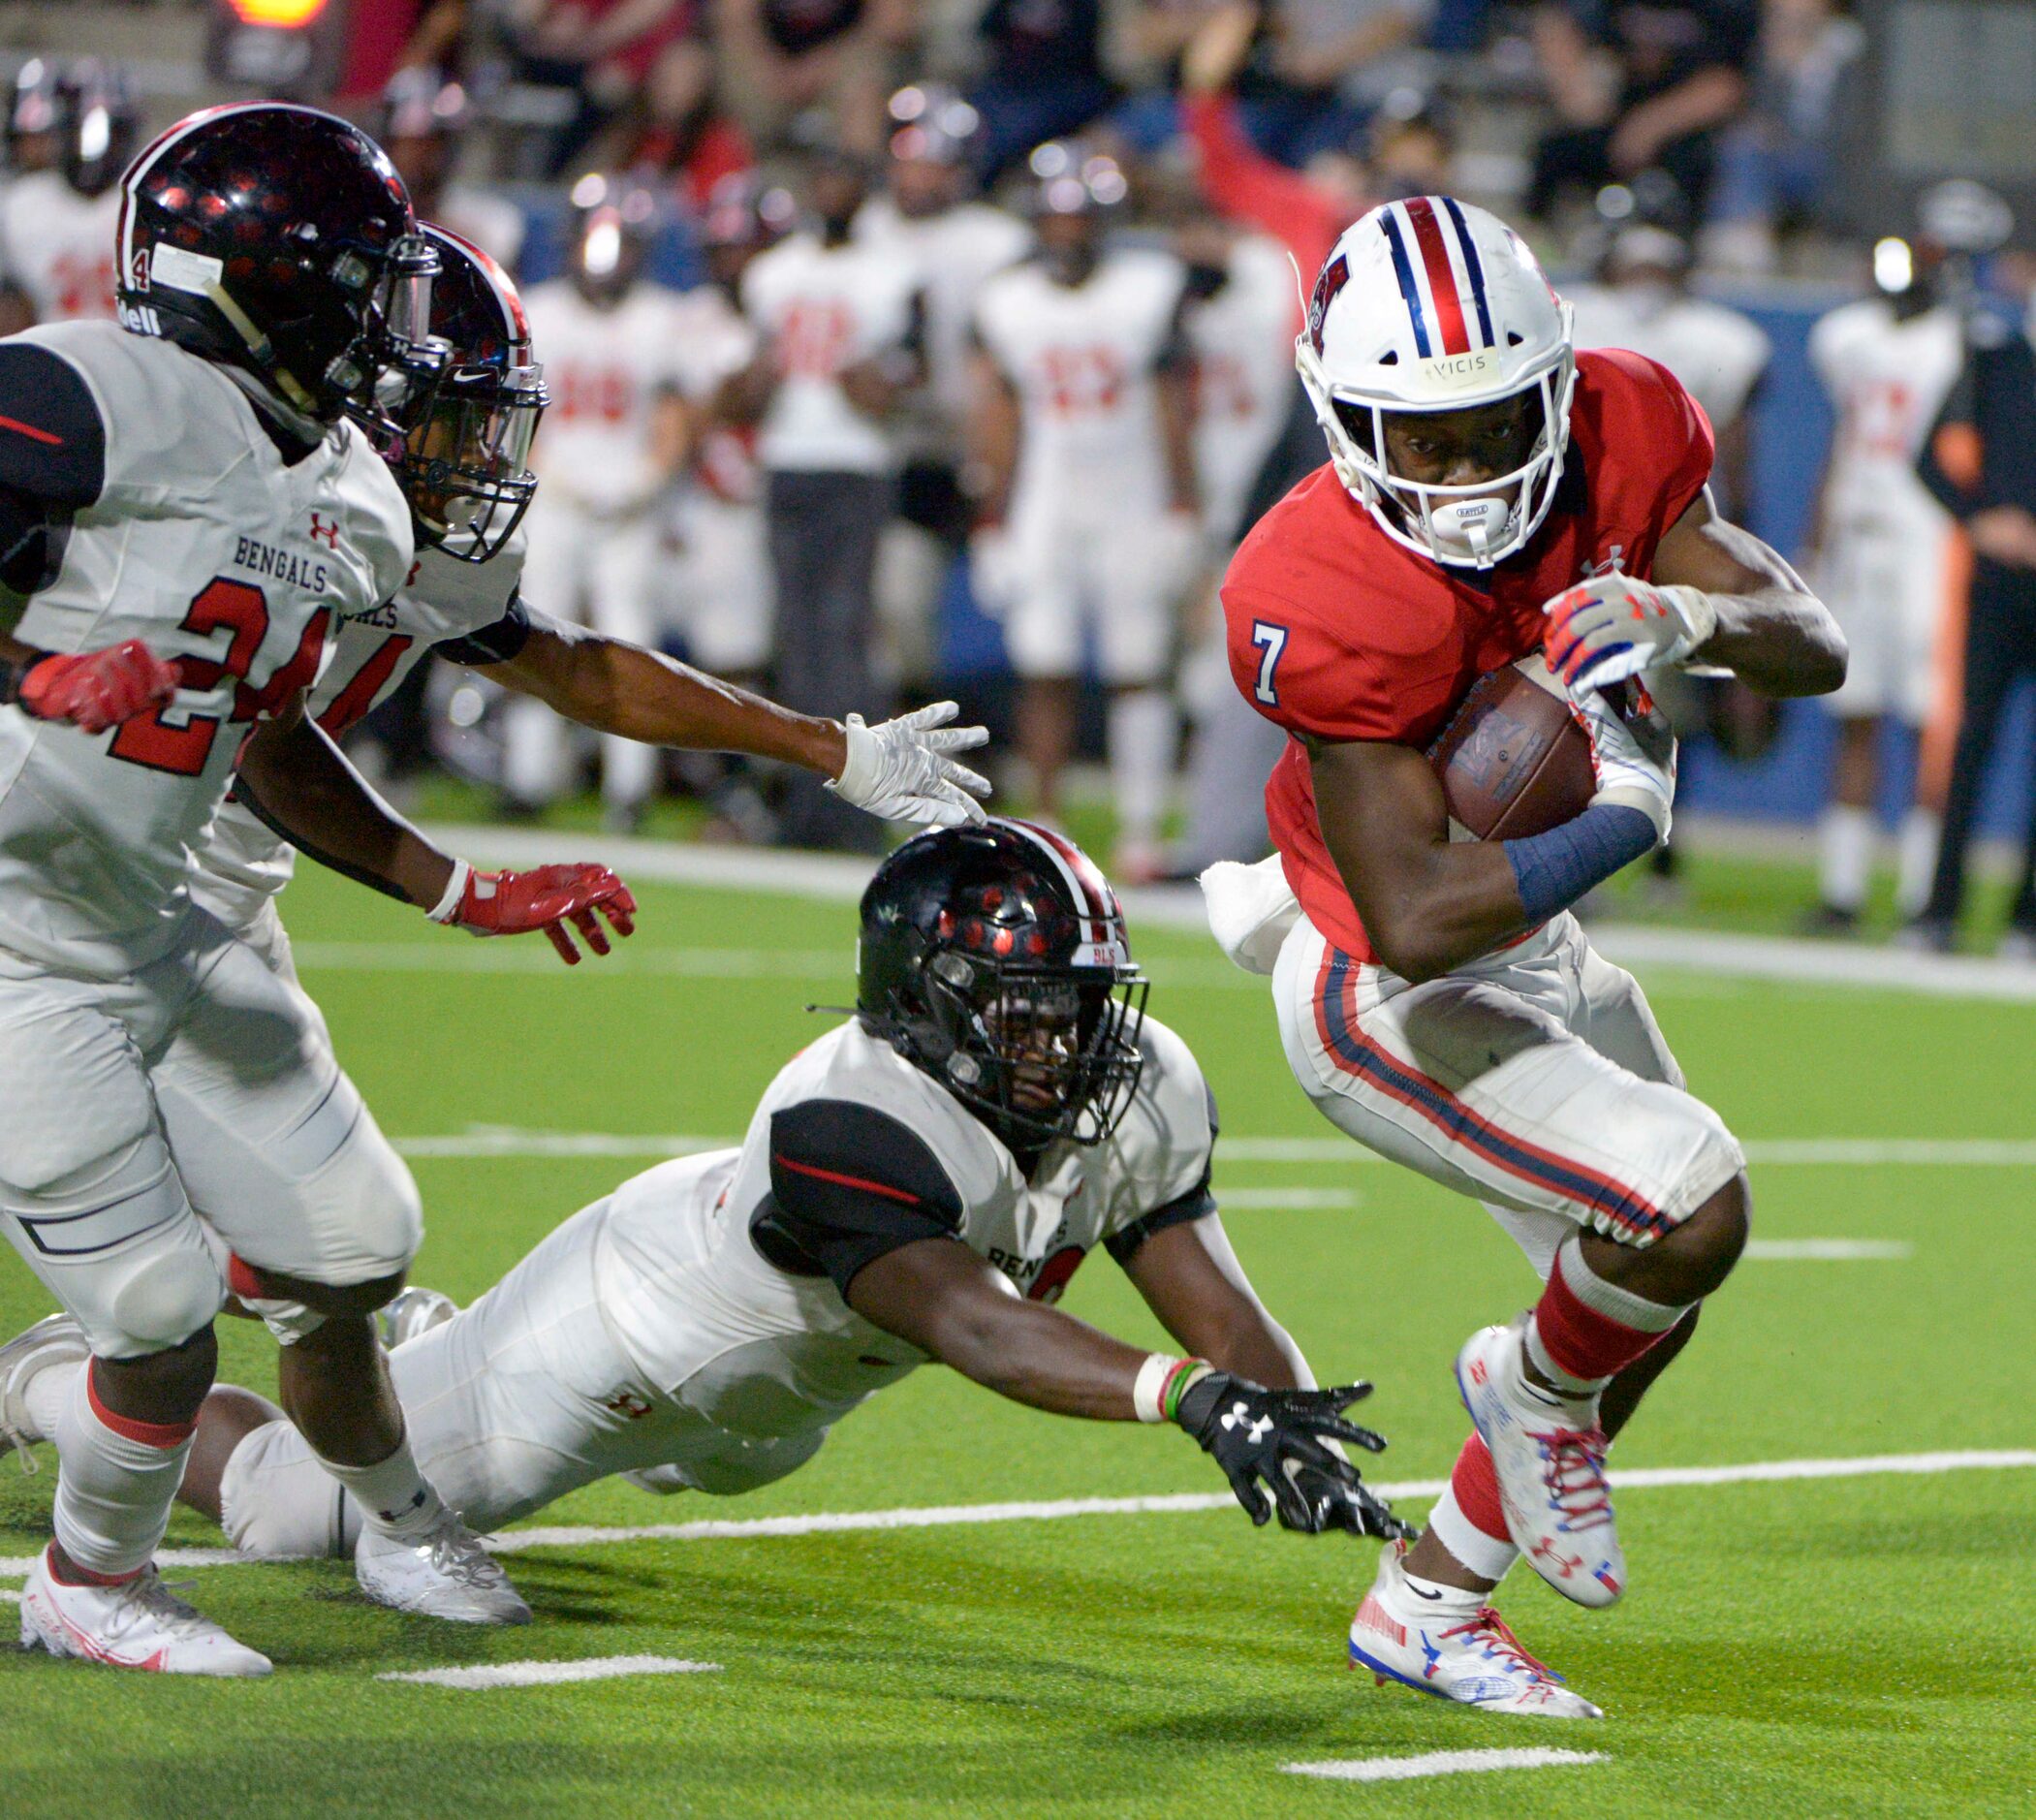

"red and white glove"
[9,641,181,733]
[427,861,638,965]
[1543,572,1718,693]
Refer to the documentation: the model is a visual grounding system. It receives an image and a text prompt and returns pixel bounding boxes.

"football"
[1428,654,1596,840]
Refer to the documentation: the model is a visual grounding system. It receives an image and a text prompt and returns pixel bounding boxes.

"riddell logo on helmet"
[1421,348,1499,390]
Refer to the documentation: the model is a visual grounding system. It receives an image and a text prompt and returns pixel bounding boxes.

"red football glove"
[428,862,638,965]
[15,641,181,734]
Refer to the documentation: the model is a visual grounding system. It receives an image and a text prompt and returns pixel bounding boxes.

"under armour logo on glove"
[1175,1370,1405,1536]
[1219,1404,1276,1446]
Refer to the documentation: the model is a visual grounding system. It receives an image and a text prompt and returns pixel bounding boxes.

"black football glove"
[1174,1372,1409,1539]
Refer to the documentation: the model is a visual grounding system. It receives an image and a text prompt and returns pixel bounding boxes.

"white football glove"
[1571,679,1677,846]
[827,701,992,828]
[1543,572,1718,692]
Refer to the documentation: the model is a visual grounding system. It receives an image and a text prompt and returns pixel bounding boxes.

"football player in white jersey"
[854,85,1030,684]
[16,822,1409,1575]
[1803,234,1967,930]
[0,61,137,327]
[0,104,654,1676]
[970,148,1201,883]
[511,175,693,826]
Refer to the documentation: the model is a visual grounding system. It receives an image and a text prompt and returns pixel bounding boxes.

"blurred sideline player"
[513,173,689,827]
[0,104,629,1676]
[729,140,924,853]
[1213,196,1844,1713]
[0,60,137,328]
[5,824,1409,1571]
[1802,224,1968,930]
[970,145,1200,881]
[854,84,1028,689]
[377,68,527,272]
[1171,203,1302,877]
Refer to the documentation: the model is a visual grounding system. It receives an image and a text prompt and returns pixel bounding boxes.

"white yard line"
[1208,1188,1358,1209]
[1743,1239,1911,1260]
[4,1450,2027,1582]
[377,1655,720,1689]
[1284,1748,1607,1783]
[415,825,2036,1002]
[390,1125,2036,1167]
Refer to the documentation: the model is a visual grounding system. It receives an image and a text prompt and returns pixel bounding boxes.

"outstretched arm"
[1117,1214,1310,1391]
[473,611,989,826]
[235,695,636,963]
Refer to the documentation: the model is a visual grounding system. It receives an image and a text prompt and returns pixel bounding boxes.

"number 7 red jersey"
[1222,349,1713,962]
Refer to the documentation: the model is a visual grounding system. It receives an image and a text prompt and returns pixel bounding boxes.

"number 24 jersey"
[0,322,412,975]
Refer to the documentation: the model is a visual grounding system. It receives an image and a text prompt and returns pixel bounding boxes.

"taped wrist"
[1504,803,1656,924]
[1134,1354,1211,1424]
[425,859,474,923]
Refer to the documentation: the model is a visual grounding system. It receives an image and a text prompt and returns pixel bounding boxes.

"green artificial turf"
[2,863,2030,1817]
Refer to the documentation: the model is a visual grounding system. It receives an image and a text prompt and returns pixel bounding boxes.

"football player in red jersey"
[1214,196,1845,1716]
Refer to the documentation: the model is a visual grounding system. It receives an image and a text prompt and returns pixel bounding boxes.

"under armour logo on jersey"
[308,513,340,549]
[1220,1403,1274,1445]
[1581,544,1626,581]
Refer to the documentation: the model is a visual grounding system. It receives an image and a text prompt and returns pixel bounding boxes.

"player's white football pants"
[1273,912,1744,1278]
[220,1194,827,1558]
[0,906,421,1358]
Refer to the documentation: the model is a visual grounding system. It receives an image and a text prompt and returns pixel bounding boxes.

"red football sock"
[1451,1432,1510,1544]
[1526,1238,1685,1396]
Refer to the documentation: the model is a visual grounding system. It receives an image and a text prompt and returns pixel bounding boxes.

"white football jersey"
[1184,234,1297,543]
[853,195,1030,458]
[974,248,1188,507]
[665,282,762,506]
[1808,298,1964,531]
[592,1015,1215,1435]
[0,173,120,323]
[0,323,412,975]
[741,232,920,474]
[1567,284,1771,431]
[189,531,527,930]
[520,279,692,515]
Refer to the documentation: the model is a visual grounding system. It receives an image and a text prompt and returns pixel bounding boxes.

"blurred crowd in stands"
[8,4,2036,954]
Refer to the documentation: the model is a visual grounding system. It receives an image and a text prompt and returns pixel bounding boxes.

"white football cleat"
[355,1508,531,1625]
[19,1545,272,1677]
[1457,1321,1624,1607]
[1,1312,88,1471]
[375,1286,458,1350]
[1348,1541,1602,1718]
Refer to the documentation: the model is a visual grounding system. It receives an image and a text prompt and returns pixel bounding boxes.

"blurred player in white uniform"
[855,84,1029,687]
[731,142,924,852]
[971,147,1199,880]
[376,69,527,273]
[1172,209,1301,877]
[1803,234,1966,929]
[0,61,137,328]
[513,174,691,826]
[52,823,1408,1570]
[661,177,781,692]
[0,104,627,1675]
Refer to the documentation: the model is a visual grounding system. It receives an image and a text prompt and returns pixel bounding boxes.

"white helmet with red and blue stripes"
[1296,196,1576,569]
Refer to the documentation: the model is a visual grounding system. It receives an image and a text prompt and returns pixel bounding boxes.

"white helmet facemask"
[1296,196,1578,570]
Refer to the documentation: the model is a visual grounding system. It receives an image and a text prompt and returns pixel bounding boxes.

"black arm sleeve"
[1105,1080,1220,1265]
[0,344,108,509]
[750,1099,967,1297]
[436,592,534,666]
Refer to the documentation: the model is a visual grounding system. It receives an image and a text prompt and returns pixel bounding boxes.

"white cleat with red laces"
[1347,1541,1602,1718]
[1456,1320,1625,1608]
[19,1544,272,1677]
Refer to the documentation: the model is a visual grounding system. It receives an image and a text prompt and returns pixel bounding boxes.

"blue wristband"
[1504,803,1656,924]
